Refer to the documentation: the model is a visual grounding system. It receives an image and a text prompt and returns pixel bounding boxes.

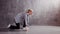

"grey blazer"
[15,12,29,25]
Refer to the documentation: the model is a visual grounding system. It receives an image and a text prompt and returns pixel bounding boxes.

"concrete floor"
[0,26,60,34]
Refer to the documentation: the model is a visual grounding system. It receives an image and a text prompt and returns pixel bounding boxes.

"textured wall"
[0,0,60,27]
[0,0,24,27]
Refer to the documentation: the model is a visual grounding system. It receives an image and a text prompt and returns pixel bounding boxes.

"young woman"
[8,9,33,30]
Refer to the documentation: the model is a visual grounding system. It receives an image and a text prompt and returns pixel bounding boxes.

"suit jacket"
[14,12,29,25]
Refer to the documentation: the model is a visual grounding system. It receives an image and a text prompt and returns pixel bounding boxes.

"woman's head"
[26,9,33,15]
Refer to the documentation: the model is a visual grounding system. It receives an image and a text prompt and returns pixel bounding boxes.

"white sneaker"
[7,24,11,28]
[23,27,29,31]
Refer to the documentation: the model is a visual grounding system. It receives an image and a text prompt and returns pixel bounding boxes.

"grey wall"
[0,0,60,27]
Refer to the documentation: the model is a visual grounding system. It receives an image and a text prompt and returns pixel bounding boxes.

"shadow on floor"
[0,28,26,32]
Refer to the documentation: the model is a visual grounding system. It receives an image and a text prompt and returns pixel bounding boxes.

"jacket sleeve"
[25,14,29,25]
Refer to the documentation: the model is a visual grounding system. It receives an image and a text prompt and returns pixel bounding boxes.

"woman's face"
[29,11,32,15]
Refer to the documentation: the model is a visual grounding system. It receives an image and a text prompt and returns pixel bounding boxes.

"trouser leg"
[9,25,16,29]
[16,23,20,29]
[9,23,20,29]
[23,20,26,27]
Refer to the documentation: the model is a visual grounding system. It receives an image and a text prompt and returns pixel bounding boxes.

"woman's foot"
[8,24,11,28]
[7,24,11,28]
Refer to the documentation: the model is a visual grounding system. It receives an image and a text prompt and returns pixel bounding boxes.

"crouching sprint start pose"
[8,9,32,30]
